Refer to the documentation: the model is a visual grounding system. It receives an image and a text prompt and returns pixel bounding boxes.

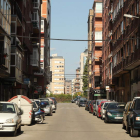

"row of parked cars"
[0,95,57,136]
[72,96,140,137]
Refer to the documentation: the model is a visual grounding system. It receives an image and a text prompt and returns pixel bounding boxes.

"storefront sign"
[106,86,110,91]
[24,78,30,85]
[94,94,106,97]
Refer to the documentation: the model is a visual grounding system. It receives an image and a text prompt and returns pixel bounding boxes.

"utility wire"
[1,33,139,42]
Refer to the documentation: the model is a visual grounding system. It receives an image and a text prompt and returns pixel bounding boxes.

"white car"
[101,102,111,119]
[42,100,53,116]
[0,102,22,136]
[48,98,56,113]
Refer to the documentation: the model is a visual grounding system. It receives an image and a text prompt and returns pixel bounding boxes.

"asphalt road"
[1,103,140,140]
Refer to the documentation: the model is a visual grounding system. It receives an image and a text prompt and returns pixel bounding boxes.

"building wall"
[50,55,65,94]
[64,80,72,94]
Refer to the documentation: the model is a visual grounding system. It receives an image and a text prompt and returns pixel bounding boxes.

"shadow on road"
[0,131,24,137]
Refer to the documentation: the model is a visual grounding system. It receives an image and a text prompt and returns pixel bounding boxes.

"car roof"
[0,101,16,104]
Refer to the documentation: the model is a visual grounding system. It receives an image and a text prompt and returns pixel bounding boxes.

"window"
[136,33,139,49]
[127,42,129,56]
[121,21,123,33]
[95,31,102,42]
[137,1,139,14]
[32,12,37,21]
[95,3,102,13]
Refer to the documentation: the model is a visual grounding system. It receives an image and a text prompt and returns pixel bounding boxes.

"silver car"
[42,100,53,116]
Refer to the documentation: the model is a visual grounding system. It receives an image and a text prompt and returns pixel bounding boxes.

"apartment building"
[102,0,114,100]
[71,79,76,95]
[80,49,88,93]
[0,0,11,100]
[64,80,72,94]
[87,9,94,100]
[91,0,106,99]
[75,67,80,93]
[34,0,51,98]
[109,0,140,102]
[50,54,65,94]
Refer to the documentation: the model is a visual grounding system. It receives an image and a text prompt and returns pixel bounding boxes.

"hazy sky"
[50,0,94,80]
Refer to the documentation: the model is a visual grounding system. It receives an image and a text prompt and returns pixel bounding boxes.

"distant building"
[74,67,80,93]
[71,79,76,95]
[49,54,65,94]
[64,80,72,94]
[80,49,88,92]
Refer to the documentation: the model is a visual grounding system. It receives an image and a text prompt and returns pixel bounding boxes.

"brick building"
[90,0,106,99]
[102,0,140,102]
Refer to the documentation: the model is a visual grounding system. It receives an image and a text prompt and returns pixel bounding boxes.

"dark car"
[104,102,125,123]
[78,99,87,107]
[71,98,77,103]
[85,100,91,111]
[126,97,140,137]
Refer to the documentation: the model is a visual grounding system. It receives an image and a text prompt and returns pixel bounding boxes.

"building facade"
[80,49,88,93]
[64,80,72,94]
[74,67,80,93]
[49,54,65,94]
[90,0,106,99]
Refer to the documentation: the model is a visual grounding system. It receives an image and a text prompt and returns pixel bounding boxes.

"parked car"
[89,100,96,113]
[42,100,53,116]
[71,98,77,103]
[48,98,56,112]
[125,97,140,137]
[78,98,87,107]
[0,102,22,136]
[31,101,39,123]
[85,100,91,111]
[94,99,107,116]
[101,101,111,120]
[50,97,57,110]
[104,102,125,123]
[97,101,108,118]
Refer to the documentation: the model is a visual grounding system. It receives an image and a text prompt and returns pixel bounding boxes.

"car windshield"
[33,102,37,108]
[42,101,49,106]
[49,101,53,104]
[0,103,16,113]
[35,101,40,106]
[80,100,86,103]
[104,103,109,107]
[135,99,140,110]
[107,103,125,109]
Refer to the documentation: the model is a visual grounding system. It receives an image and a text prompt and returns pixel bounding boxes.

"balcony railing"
[11,2,22,23]
[33,0,40,9]
[30,59,39,67]
[32,21,39,29]
[34,69,44,75]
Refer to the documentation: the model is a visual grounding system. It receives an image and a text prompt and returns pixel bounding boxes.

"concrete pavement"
[0,103,139,140]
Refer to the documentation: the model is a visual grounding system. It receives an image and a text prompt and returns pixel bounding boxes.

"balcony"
[123,48,140,70]
[30,58,39,67]
[32,21,39,29]
[34,69,44,76]
[33,0,40,9]
[11,2,22,24]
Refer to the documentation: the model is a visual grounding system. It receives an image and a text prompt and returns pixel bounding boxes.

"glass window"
[0,103,15,113]
[96,3,102,13]
[137,2,139,14]
[95,31,102,42]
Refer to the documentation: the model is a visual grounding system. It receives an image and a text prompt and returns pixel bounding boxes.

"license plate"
[115,117,123,119]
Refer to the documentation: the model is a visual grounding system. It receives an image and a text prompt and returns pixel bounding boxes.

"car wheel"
[122,121,126,129]
[130,126,139,137]
[12,127,17,136]
[104,116,108,123]
[17,125,21,133]
[38,115,44,124]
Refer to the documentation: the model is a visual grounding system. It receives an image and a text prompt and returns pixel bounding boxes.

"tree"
[82,58,88,97]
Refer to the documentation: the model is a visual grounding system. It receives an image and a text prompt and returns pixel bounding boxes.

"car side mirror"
[18,108,23,115]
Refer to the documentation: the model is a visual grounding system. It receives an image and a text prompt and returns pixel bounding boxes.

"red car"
[97,101,108,118]
[89,100,96,113]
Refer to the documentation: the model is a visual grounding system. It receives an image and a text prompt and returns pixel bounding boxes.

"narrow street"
[1,103,139,140]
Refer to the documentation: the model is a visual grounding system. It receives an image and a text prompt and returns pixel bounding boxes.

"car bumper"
[44,109,50,114]
[79,104,86,107]
[107,116,123,122]
[0,124,16,132]
[133,122,140,130]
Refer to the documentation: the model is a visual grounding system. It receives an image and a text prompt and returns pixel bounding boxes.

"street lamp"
[124,14,139,18]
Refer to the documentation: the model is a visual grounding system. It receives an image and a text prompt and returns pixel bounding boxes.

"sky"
[50,0,94,80]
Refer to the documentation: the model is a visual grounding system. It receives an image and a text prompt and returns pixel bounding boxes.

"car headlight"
[5,118,14,123]
[136,117,140,121]
[107,112,112,116]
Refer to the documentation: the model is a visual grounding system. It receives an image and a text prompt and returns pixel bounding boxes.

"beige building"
[64,80,72,94]
[49,54,65,94]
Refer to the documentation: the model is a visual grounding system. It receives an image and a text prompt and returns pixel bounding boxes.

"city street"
[0,103,140,140]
